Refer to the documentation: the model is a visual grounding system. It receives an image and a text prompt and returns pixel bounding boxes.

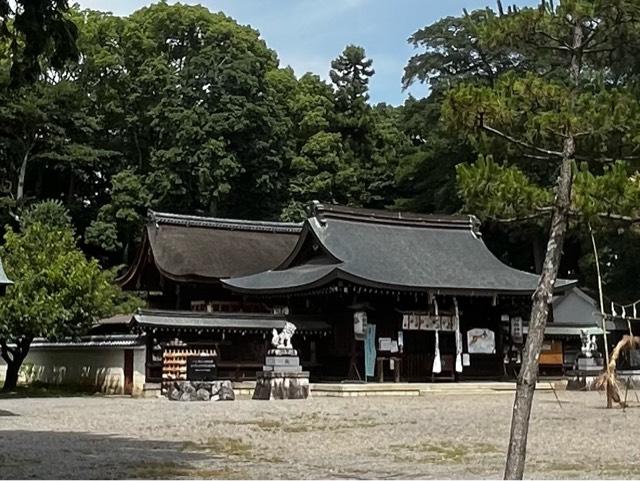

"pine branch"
[477,115,564,157]
[489,207,640,225]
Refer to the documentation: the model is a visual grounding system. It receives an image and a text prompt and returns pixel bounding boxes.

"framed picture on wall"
[467,328,496,354]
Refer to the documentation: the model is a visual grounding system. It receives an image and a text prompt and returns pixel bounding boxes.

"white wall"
[0,346,146,396]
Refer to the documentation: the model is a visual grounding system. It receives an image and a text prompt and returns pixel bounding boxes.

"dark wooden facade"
[224,203,577,382]
[118,211,308,383]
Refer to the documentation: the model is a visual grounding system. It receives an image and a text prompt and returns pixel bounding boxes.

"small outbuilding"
[524,288,606,374]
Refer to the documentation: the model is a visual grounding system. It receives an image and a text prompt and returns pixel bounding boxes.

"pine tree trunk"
[503,19,583,480]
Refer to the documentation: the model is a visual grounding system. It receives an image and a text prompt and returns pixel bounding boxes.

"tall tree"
[0,0,79,86]
[75,3,298,262]
[330,44,375,164]
[428,2,640,478]
[328,45,406,209]
[0,78,115,219]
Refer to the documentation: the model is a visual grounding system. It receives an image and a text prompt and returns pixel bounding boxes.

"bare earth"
[0,390,639,479]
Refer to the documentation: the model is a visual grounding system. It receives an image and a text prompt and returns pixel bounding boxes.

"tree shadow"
[0,430,221,479]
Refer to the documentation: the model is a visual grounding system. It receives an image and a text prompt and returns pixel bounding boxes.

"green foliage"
[3,0,640,309]
[403,8,524,89]
[19,199,71,231]
[0,202,119,342]
[573,162,640,223]
[456,155,552,219]
[85,170,151,256]
[0,0,79,85]
[330,44,374,107]
[403,0,640,301]
[393,94,473,214]
[283,46,407,218]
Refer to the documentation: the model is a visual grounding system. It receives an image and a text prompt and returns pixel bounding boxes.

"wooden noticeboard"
[187,356,217,381]
[539,340,563,366]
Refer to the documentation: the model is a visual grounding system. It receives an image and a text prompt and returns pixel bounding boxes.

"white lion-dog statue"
[271,321,297,349]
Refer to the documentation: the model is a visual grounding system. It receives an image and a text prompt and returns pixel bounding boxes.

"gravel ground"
[0,390,639,479]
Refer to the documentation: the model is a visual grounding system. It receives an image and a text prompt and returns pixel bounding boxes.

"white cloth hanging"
[432,329,442,374]
[454,297,463,373]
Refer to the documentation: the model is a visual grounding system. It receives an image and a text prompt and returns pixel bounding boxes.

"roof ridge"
[308,202,480,232]
[137,308,286,320]
[148,210,302,233]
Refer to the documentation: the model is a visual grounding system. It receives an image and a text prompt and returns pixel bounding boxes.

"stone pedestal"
[253,371,310,400]
[253,348,309,400]
[567,357,604,391]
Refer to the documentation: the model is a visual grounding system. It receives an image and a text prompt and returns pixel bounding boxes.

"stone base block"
[577,357,603,370]
[263,365,302,372]
[267,348,298,357]
[252,371,310,400]
[265,355,300,367]
[165,380,235,401]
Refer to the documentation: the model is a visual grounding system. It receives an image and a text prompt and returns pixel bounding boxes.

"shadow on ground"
[0,430,219,479]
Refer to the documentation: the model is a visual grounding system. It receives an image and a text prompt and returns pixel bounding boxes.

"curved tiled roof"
[223,203,577,295]
[119,211,301,286]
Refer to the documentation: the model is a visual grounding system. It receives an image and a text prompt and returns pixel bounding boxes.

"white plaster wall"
[0,347,146,396]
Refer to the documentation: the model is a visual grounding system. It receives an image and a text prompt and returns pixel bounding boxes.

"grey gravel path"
[0,391,638,479]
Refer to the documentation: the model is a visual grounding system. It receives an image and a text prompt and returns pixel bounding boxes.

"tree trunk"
[1,337,32,392]
[503,19,583,480]
[16,143,33,203]
[2,360,21,391]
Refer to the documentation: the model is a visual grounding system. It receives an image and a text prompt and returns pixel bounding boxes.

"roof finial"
[308,200,326,224]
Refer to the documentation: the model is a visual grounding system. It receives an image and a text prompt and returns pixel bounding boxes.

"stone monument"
[252,321,310,400]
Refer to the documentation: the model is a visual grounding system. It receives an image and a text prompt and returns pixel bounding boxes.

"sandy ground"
[0,390,639,479]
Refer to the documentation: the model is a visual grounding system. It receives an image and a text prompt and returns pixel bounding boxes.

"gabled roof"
[223,202,577,296]
[119,211,301,287]
[0,257,12,288]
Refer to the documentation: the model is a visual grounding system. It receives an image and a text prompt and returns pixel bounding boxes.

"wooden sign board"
[187,356,217,381]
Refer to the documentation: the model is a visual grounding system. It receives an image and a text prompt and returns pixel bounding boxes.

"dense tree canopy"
[1,0,640,309]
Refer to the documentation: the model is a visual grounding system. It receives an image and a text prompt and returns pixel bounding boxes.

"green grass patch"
[224,414,382,433]
[391,441,501,465]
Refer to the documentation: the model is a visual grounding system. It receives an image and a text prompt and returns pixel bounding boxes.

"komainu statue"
[271,321,296,349]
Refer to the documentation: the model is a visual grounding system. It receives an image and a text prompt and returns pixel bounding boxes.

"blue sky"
[76,0,536,105]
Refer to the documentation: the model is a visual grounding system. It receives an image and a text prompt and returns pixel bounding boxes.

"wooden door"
[124,350,134,395]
